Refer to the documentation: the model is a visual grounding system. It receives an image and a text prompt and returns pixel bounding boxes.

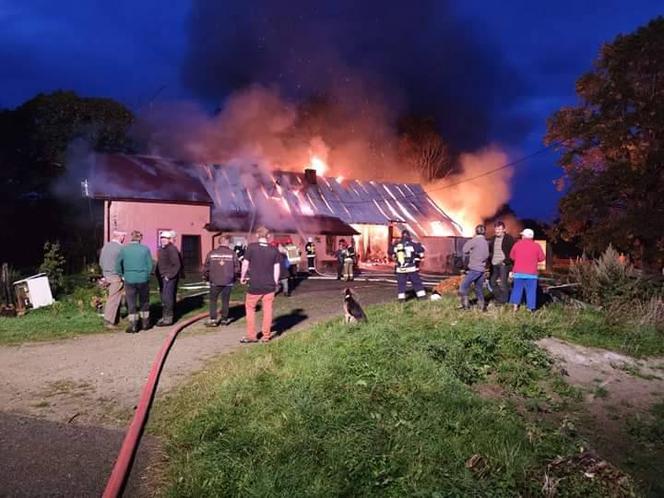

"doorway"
[181,235,202,275]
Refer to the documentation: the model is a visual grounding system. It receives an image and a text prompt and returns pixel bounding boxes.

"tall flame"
[308,154,329,176]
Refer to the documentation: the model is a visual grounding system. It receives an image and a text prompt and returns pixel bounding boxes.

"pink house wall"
[105,200,212,268]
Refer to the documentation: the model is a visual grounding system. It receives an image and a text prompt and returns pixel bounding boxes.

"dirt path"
[538,338,664,496]
[0,279,395,497]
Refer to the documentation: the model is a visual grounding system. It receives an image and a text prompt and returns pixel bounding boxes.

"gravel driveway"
[0,279,396,497]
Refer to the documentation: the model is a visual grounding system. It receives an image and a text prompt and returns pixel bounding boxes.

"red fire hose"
[102,312,209,498]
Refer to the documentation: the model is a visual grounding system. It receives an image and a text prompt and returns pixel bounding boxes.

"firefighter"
[344,240,356,281]
[390,230,426,301]
[335,239,347,280]
[283,239,301,278]
[233,241,246,264]
[305,237,316,273]
[203,235,238,327]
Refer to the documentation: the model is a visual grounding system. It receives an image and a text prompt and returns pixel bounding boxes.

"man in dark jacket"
[156,230,182,326]
[203,235,238,327]
[488,221,515,305]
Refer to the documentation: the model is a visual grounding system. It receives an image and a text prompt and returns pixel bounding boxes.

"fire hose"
[102,311,209,498]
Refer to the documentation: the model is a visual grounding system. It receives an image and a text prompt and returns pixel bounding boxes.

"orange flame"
[308,154,329,176]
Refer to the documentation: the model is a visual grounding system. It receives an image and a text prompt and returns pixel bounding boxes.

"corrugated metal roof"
[88,153,213,204]
[87,154,463,237]
[204,164,463,237]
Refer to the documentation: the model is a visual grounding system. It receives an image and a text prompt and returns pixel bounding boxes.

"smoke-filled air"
[132,0,529,233]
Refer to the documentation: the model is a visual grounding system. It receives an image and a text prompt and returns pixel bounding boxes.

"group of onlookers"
[99,220,544,338]
[459,221,545,311]
[99,230,182,333]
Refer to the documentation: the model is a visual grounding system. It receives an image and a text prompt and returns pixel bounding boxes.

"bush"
[39,241,66,296]
[570,245,660,306]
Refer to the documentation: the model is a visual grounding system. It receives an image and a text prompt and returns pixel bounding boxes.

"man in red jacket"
[509,228,545,312]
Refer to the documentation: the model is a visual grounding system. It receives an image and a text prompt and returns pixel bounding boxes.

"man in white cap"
[508,228,545,312]
[99,230,126,328]
[156,230,182,326]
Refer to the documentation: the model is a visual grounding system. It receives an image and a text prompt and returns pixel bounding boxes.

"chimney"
[304,168,317,185]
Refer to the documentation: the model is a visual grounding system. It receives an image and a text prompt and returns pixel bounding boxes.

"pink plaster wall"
[106,201,212,267]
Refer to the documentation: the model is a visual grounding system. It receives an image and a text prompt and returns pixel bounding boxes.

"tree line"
[0,16,662,271]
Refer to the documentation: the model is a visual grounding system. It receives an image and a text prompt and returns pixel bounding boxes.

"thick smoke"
[182,0,526,151]
[133,0,529,232]
[134,84,410,181]
[426,148,514,235]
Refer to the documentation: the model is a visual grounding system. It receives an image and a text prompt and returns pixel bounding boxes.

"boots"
[156,311,173,327]
[125,315,139,333]
[141,313,151,331]
[458,295,470,310]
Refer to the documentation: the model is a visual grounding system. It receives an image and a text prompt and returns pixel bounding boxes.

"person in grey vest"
[459,224,490,311]
[99,230,126,328]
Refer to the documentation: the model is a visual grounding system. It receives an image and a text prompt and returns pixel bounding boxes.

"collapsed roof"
[87,154,463,237]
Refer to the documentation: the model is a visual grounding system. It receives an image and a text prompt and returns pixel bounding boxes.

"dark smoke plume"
[182,0,529,151]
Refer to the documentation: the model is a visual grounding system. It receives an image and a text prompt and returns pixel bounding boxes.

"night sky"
[1,0,662,220]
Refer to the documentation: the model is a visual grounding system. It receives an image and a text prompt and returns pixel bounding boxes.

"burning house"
[86,153,467,273]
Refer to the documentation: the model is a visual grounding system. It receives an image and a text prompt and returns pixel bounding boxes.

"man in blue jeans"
[459,225,489,311]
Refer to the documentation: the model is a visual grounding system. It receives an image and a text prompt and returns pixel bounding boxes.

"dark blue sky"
[1,1,662,219]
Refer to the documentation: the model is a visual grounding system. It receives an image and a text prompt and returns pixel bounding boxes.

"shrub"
[569,245,660,306]
[606,297,664,330]
[39,241,66,296]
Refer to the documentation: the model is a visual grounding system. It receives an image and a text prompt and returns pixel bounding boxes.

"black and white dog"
[343,288,367,324]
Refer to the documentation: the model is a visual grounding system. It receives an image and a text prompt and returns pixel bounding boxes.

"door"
[181,235,202,276]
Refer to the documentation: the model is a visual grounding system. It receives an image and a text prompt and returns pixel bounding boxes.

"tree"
[545,17,664,268]
[398,116,453,182]
[0,91,134,270]
[0,90,134,197]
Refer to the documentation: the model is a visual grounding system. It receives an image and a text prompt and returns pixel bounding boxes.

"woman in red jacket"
[509,228,545,311]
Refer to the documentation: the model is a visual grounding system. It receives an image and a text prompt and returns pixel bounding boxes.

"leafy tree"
[545,17,664,269]
[0,91,134,270]
[398,116,453,182]
[0,90,134,197]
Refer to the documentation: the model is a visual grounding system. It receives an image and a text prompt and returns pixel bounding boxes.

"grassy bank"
[152,298,640,497]
[536,305,663,358]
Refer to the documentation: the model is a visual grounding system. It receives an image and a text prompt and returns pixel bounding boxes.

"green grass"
[151,297,633,497]
[528,304,664,358]
[0,276,238,345]
[0,293,108,344]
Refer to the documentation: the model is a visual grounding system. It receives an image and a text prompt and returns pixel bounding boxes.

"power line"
[324,140,563,205]
[424,141,562,193]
